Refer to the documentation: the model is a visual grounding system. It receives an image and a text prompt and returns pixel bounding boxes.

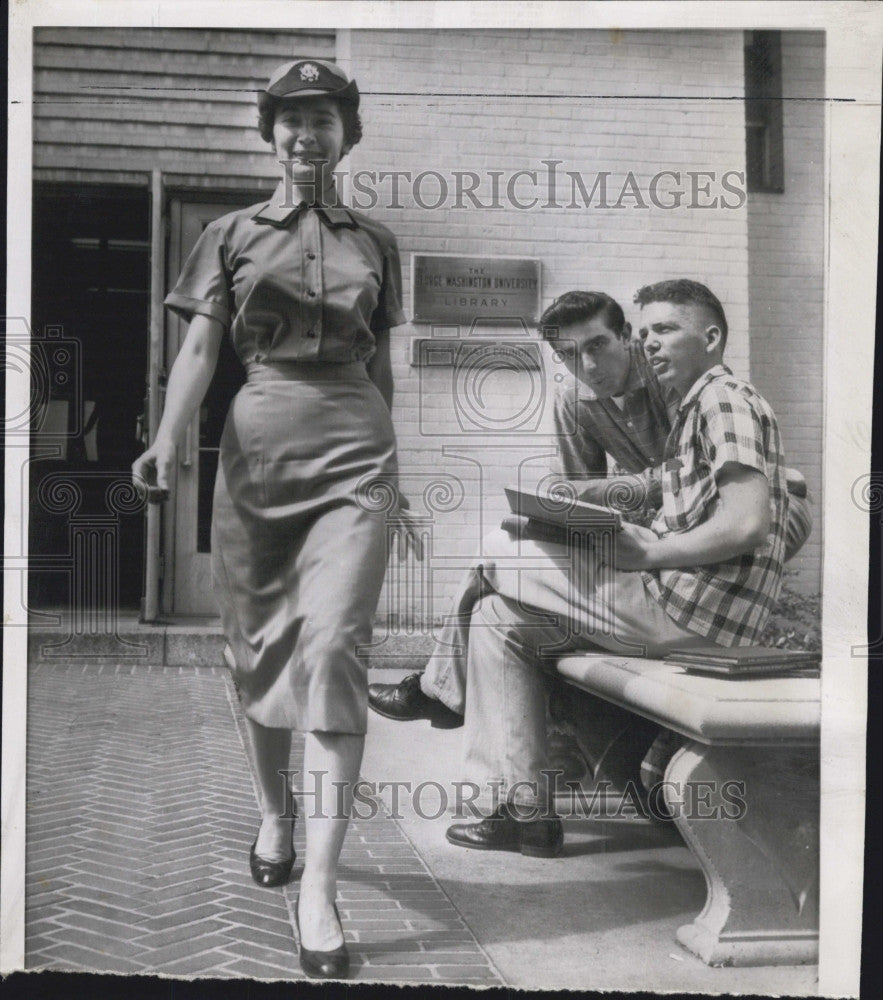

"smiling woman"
[258,61,363,205]
[273,100,348,188]
[131,57,418,981]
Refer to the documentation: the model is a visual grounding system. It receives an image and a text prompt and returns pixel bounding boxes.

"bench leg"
[665,742,819,967]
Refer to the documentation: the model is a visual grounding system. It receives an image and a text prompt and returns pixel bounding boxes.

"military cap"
[264,59,359,108]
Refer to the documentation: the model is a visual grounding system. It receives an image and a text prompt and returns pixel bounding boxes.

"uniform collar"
[676,363,732,412]
[253,182,358,229]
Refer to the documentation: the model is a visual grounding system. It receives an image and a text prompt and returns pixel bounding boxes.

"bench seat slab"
[556,655,820,747]
[666,742,819,967]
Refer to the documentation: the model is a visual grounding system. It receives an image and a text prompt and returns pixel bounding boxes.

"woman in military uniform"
[132,59,416,979]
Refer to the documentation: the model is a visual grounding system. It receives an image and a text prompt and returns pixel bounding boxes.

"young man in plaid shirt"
[414,279,789,856]
[545,290,808,555]
[610,280,788,640]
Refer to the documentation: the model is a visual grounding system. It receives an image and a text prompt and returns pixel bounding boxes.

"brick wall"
[347,28,752,622]
[747,32,825,595]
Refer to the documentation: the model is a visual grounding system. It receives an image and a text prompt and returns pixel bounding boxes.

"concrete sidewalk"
[23,657,818,992]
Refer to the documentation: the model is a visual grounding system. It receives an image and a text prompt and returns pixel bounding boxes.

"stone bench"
[555,653,821,968]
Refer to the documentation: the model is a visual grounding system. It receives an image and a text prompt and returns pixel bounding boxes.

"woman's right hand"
[130,316,225,505]
[132,438,176,504]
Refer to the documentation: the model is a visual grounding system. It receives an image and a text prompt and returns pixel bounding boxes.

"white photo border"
[5,3,879,996]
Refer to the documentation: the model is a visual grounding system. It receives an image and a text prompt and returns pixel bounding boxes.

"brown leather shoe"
[367,672,464,729]
[445,806,564,857]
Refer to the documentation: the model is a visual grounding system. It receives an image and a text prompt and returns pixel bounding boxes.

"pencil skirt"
[211,363,397,733]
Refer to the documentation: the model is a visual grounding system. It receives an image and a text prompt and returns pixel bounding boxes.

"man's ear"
[704,324,724,354]
[621,321,632,341]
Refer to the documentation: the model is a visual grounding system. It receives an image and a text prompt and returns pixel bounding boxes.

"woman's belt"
[245,359,368,382]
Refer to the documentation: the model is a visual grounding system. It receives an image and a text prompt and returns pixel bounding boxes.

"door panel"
[165,199,249,615]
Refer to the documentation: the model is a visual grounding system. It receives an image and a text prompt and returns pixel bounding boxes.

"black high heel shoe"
[295,895,350,980]
[249,792,298,888]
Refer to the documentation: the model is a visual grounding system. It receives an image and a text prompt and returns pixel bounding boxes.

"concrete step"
[27,612,434,670]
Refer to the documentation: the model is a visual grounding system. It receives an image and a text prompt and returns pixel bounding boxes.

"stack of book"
[664,645,821,678]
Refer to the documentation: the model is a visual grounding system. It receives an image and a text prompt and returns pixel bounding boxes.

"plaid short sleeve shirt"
[641,365,789,646]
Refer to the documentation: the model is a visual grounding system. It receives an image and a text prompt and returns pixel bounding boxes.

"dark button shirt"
[551,340,677,510]
[164,184,407,365]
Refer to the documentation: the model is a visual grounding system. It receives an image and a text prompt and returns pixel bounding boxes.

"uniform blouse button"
[306,329,316,339]
[308,289,317,298]
[306,252,316,260]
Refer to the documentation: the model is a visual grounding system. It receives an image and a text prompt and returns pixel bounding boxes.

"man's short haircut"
[538,291,627,341]
[633,279,728,349]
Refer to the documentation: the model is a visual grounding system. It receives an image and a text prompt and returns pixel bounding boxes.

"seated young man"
[369,287,810,731]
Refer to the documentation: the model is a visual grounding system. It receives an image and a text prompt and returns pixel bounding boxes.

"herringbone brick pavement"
[25,663,502,985]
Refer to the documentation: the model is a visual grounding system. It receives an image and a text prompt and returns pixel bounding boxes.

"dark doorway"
[29,183,150,610]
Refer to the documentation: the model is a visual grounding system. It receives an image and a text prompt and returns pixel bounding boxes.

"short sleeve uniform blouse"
[165,183,406,363]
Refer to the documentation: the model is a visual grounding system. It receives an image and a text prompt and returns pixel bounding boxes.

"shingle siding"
[33,27,335,185]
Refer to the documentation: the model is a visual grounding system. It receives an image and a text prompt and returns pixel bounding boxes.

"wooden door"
[164,198,250,615]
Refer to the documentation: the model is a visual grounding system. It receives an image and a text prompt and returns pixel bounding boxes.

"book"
[504,485,621,533]
[665,645,820,677]
[501,514,585,546]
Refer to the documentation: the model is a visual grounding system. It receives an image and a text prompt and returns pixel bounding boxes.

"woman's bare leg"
[298,731,364,950]
[243,717,293,860]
